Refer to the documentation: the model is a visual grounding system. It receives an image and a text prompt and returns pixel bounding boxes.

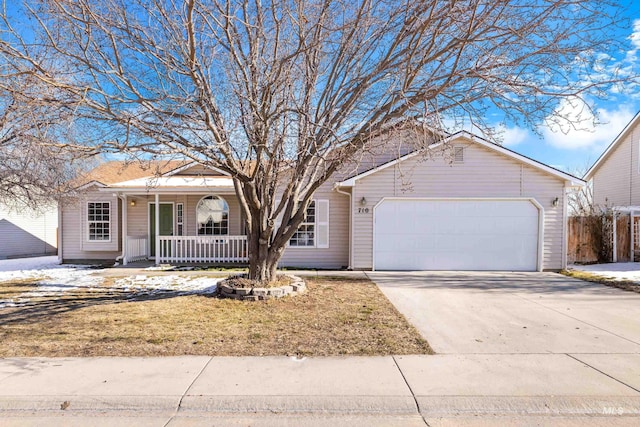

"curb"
[416,396,640,417]
[0,395,181,412]
[3,395,640,417]
[179,395,418,414]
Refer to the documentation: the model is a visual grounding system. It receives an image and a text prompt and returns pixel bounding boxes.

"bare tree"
[0,70,93,210]
[1,0,633,281]
[566,162,595,216]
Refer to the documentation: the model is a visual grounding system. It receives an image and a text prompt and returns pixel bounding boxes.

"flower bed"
[217,274,306,301]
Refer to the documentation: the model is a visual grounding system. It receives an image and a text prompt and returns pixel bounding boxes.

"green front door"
[149,203,174,257]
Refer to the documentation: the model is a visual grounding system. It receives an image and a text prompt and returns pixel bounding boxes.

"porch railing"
[127,236,148,262]
[157,235,248,264]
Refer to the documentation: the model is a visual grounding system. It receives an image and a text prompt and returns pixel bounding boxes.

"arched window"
[196,195,229,235]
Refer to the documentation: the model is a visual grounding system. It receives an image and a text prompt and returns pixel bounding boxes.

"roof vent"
[453,147,464,163]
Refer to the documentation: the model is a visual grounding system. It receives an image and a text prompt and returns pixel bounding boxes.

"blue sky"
[5,1,638,175]
[494,2,640,176]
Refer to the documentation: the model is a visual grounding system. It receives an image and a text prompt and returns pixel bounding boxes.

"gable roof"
[73,160,188,188]
[164,161,231,177]
[338,131,585,187]
[584,111,640,181]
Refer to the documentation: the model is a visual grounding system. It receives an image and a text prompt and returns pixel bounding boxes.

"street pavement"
[1,270,640,425]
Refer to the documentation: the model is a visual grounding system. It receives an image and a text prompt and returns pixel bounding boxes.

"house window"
[196,195,229,235]
[176,203,184,236]
[290,201,316,247]
[289,200,329,248]
[87,202,110,241]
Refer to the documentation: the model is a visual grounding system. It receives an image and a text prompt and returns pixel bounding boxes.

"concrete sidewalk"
[1,355,640,425]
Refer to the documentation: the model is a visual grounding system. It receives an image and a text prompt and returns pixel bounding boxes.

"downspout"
[116,194,127,265]
[334,185,353,270]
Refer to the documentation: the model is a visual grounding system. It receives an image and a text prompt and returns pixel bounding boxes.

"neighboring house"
[59,131,583,271]
[0,202,58,259]
[584,111,640,261]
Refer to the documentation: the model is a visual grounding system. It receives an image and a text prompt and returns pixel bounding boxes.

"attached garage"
[373,198,542,271]
[336,131,585,271]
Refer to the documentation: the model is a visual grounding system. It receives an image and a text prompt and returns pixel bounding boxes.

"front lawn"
[0,276,432,357]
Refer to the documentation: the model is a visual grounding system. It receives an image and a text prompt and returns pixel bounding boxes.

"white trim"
[195,195,230,236]
[77,180,107,191]
[585,111,640,180]
[103,176,235,191]
[164,162,232,177]
[86,201,112,243]
[176,202,184,236]
[286,199,331,249]
[121,194,128,265]
[101,188,237,195]
[371,197,544,272]
[316,199,330,249]
[338,132,585,187]
[57,202,63,263]
[288,200,318,248]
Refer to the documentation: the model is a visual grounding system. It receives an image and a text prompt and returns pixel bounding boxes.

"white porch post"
[122,194,128,265]
[612,210,617,263]
[155,193,160,263]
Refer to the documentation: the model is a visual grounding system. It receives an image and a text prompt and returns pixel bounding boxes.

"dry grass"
[0,278,40,299]
[561,269,640,294]
[0,276,432,357]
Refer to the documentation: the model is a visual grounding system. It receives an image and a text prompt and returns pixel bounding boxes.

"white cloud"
[498,125,529,147]
[629,19,640,51]
[541,96,635,150]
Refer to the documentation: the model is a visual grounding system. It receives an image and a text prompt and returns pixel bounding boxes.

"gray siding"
[351,140,566,270]
[62,190,243,262]
[278,182,351,269]
[124,193,242,238]
[0,204,58,259]
[61,190,121,261]
[592,120,640,207]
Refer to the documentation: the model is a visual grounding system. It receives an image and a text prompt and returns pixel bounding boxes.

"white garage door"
[374,199,539,271]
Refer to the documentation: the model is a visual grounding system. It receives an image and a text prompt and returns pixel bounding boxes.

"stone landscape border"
[218,274,306,301]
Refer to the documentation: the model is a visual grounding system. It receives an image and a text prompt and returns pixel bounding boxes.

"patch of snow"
[114,275,219,295]
[0,256,220,308]
[570,263,640,283]
[0,256,60,272]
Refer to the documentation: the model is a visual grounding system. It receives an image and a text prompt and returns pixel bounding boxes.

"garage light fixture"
[130,199,136,207]
[552,197,559,207]
[360,197,367,206]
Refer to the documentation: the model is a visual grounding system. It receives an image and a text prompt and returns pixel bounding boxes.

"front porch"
[125,235,248,264]
[116,189,248,265]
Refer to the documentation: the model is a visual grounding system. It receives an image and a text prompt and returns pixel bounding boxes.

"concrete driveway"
[369,271,640,355]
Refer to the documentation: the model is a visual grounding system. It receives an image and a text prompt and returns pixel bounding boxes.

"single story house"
[0,202,58,259]
[59,131,583,271]
[584,111,640,261]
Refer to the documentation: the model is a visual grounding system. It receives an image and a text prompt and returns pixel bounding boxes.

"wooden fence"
[567,215,630,264]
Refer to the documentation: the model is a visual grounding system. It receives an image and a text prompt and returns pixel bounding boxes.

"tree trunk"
[246,227,284,283]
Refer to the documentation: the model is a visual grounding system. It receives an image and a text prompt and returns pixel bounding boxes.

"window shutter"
[316,199,329,248]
